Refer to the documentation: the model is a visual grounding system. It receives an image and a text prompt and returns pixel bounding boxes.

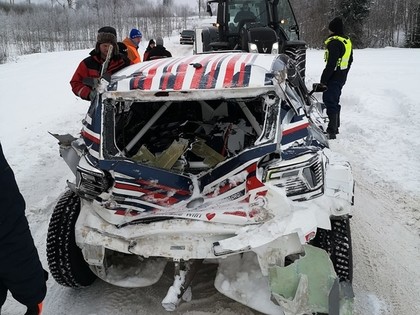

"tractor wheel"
[285,45,307,80]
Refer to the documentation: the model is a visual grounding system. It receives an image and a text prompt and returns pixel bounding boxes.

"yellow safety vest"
[324,36,352,70]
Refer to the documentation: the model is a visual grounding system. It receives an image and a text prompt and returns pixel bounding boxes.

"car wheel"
[46,190,97,287]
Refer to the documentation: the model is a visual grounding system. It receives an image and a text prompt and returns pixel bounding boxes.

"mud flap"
[214,252,285,315]
[269,244,353,315]
[326,279,354,315]
[91,257,167,288]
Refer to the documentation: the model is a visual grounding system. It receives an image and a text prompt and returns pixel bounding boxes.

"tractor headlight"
[248,43,258,53]
[271,42,279,55]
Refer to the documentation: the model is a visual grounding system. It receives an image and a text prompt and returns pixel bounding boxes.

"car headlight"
[262,152,324,201]
[76,157,111,200]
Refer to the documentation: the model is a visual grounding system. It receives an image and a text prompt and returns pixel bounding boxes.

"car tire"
[46,190,97,287]
[310,217,353,282]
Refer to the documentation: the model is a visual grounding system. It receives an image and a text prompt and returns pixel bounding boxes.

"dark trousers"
[0,144,46,309]
[0,216,46,308]
[323,80,344,115]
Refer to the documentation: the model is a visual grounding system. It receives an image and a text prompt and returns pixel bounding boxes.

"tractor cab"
[205,0,300,51]
[198,0,307,78]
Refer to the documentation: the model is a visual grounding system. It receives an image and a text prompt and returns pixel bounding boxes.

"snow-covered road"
[0,41,419,315]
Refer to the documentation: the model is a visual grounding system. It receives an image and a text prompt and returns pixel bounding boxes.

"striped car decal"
[200,144,277,191]
[98,144,275,216]
[84,53,319,224]
[281,117,310,146]
[81,102,102,157]
[129,53,264,91]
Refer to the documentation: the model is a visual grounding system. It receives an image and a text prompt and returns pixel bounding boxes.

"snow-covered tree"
[335,0,370,48]
[406,3,420,47]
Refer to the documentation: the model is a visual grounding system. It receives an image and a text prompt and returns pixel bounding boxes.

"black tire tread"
[46,190,96,287]
[285,46,307,80]
[310,218,353,282]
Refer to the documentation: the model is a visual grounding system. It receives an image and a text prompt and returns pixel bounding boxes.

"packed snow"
[0,35,419,315]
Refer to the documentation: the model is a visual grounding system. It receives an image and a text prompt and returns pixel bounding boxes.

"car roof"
[106,52,285,101]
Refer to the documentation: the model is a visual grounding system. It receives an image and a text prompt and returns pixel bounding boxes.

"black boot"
[24,303,42,315]
[327,113,339,139]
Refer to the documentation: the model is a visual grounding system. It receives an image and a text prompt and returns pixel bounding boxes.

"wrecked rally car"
[47,52,354,315]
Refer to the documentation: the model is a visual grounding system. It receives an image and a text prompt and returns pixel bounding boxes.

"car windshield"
[105,96,275,174]
[182,30,194,36]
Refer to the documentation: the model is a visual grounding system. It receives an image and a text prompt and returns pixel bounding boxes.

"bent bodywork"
[48,52,354,315]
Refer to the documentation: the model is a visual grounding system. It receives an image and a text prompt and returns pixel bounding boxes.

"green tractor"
[195,0,307,78]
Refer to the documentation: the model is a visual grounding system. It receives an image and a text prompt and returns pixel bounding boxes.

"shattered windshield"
[108,97,275,173]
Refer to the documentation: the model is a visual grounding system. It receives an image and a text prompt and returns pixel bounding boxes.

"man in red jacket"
[70,26,132,101]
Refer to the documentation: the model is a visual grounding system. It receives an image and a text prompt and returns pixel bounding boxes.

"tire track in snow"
[339,154,420,315]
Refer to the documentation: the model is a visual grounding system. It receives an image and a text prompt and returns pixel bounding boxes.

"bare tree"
[0,0,416,64]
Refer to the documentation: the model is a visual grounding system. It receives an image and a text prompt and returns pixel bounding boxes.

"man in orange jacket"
[122,28,142,64]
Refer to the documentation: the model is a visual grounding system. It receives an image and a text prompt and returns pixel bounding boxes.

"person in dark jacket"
[143,39,155,62]
[320,17,353,139]
[145,37,172,61]
[0,143,47,315]
[70,26,132,101]
[117,42,128,57]
[234,2,256,23]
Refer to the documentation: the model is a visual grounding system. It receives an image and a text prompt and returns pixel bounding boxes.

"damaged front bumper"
[215,243,353,315]
[74,194,353,314]
[269,245,353,315]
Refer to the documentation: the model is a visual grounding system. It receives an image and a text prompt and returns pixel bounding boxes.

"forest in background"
[0,0,419,63]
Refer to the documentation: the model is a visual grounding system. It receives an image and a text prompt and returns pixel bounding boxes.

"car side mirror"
[309,83,327,95]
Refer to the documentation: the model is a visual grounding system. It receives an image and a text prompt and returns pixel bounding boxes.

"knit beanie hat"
[328,17,344,34]
[130,29,142,39]
[156,36,164,46]
[96,26,118,55]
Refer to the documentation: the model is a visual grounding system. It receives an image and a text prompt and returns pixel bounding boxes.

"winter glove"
[89,90,97,101]
[319,83,328,90]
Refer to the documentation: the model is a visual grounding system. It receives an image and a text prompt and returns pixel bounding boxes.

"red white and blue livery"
[47,52,355,315]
